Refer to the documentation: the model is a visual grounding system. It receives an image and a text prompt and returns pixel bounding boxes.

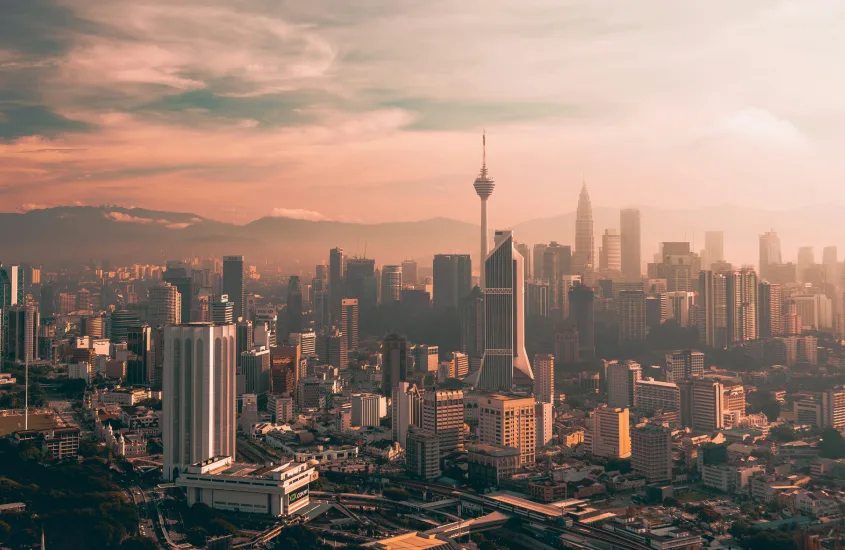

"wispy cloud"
[271,208,327,221]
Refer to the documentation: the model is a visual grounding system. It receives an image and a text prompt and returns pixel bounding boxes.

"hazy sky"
[2,0,844,225]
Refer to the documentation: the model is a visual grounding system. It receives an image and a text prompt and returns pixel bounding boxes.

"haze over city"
[5,2,845,550]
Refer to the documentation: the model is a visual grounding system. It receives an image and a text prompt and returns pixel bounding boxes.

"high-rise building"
[401,260,418,286]
[472,230,533,391]
[241,346,271,395]
[620,209,641,279]
[288,331,316,357]
[163,323,237,481]
[533,354,554,404]
[797,246,815,282]
[381,265,402,305]
[381,334,409,397]
[691,378,724,432]
[39,284,55,318]
[7,305,37,363]
[587,407,631,459]
[411,344,439,374]
[726,268,758,346]
[210,295,234,325]
[236,321,253,366]
[704,231,724,270]
[148,282,182,328]
[222,256,245,322]
[478,394,536,465]
[432,254,472,310]
[607,360,641,409]
[533,244,548,282]
[666,350,704,383]
[516,243,531,280]
[822,388,845,429]
[344,258,377,315]
[634,379,680,415]
[406,428,441,481]
[327,329,348,371]
[329,247,345,324]
[341,299,359,351]
[351,393,383,427]
[632,424,672,482]
[164,261,194,327]
[759,231,781,280]
[554,326,579,364]
[525,280,550,318]
[574,184,595,273]
[109,310,140,344]
[536,402,553,451]
[127,324,152,385]
[473,133,495,290]
[423,389,464,456]
[286,276,303,335]
[823,246,839,286]
[759,281,783,338]
[698,271,728,348]
[460,286,485,368]
[618,290,646,343]
[600,229,622,272]
[568,284,595,360]
[451,351,469,379]
[392,382,424,447]
[270,344,300,397]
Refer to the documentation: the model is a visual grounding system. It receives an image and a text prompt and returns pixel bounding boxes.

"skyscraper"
[620,209,641,279]
[823,246,839,286]
[759,231,781,280]
[345,258,377,314]
[573,184,595,274]
[148,282,182,328]
[759,281,783,338]
[341,298,359,351]
[401,260,418,286]
[222,256,245,321]
[607,360,641,409]
[632,424,672,482]
[392,382,424,447]
[163,262,193,323]
[698,271,728,349]
[381,265,402,305]
[7,305,37,363]
[600,229,622,272]
[727,268,758,346]
[286,276,303,335]
[351,393,383,427]
[533,244,548,281]
[691,378,724,432]
[533,354,554,404]
[460,286,484,368]
[210,295,234,325]
[471,230,533,391]
[568,284,595,360]
[618,290,646,343]
[797,246,815,282]
[381,334,409,397]
[473,133,495,289]
[163,323,237,481]
[329,247,345,324]
[516,243,531,280]
[704,231,724,269]
[433,254,472,310]
[423,389,464,456]
[478,394,536,466]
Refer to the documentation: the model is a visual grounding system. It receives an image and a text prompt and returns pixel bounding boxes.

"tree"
[119,536,159,550]
[819,428,845,459]
[760,401,781,422]
[186,527,208,547]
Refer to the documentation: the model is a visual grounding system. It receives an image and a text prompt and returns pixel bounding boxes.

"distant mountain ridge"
[0,204,842,271]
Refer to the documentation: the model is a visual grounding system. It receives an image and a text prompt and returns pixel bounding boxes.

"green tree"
[119,536,159,550]
[186,527,208,547]
[383,487,410,501]
[819,428,845,459]
[760,401,781,422]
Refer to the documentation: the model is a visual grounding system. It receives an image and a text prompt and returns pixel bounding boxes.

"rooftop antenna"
[482,129,487,170]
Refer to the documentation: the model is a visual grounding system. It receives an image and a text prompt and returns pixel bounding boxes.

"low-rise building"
[176,456,317,517]
[467,444,520,489]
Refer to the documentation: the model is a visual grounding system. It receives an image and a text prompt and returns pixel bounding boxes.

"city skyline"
[4,1,845,225]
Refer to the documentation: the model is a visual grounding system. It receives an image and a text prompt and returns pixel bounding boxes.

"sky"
[2,0,845,225]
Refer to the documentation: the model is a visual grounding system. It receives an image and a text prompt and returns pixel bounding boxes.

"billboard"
[287,485,309,506]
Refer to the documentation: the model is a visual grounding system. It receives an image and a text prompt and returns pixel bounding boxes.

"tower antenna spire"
[482,130,486,169]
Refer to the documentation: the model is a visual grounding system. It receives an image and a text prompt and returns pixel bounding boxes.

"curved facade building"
[471,230,533,391]
[163,323,237,481]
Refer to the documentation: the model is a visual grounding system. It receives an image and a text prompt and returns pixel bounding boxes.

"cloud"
[104,211,155,223]
[270,208,326,221]
[717,108,808,147]
[17,203,50,212]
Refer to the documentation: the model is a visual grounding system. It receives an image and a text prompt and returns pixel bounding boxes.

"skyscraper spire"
[574,183,595,274]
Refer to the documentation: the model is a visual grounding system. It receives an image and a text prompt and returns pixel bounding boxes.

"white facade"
[392,382,424,447]
[268,394,294,424]
[177,456,316,516]
[588,407,631,459]
[163,323,237,481]
[68,362,92,383]
[351,393,383,427]
[600,229,621,272]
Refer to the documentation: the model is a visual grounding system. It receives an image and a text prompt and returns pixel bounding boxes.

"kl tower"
[473,133,495,290]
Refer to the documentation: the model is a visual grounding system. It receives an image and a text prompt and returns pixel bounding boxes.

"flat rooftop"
[0,413,57,437]
[364,532,450,549]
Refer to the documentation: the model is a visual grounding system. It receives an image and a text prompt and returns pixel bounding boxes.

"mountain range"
[0,204,842,272]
